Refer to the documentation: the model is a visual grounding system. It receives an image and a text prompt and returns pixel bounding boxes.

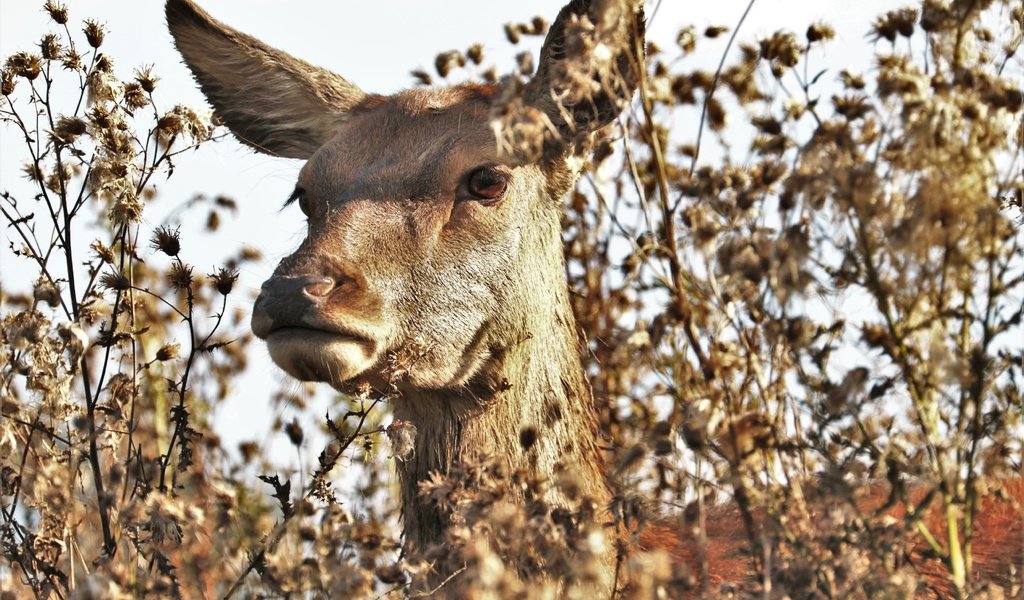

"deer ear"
[165,0,366,159]
[525,0,644,152]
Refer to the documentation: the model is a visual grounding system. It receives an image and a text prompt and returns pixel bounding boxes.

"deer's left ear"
[524,0,645,153]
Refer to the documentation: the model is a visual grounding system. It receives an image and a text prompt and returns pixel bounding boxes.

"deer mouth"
[263,326,378,385]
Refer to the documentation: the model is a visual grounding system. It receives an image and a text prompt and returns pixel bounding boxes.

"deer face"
[251,89,564,390]
[166,0,643,393]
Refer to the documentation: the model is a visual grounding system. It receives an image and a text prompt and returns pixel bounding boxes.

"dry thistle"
[386,420,417,462]
[284,419,304,447]
[210,266,239,295]
[167,262,193,290]
[7,52,42,80]
[99,271,131,292]
[33,278,61,307]
[150,226,181,257]
[83,19,105,48]
[466,43,484,65]
[53,116,87,143]
[109,193,143,224]
[60,48,82,71]
[806,22,835,43]
[39,33,62,60]
[156,343,180,362]
[44,1,68,24]
[504,23,522,45]
[705,25,729,39]
[135,65,158,93]
[434,50,465,78]
[1,69,14,95]
[410,69,432,86]
[122,82,149,111]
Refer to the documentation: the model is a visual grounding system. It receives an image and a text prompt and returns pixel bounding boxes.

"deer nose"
[252,275,343,339]
[257,275,336,300]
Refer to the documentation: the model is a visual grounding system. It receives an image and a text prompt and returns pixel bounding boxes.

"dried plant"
[2,1,1022,599]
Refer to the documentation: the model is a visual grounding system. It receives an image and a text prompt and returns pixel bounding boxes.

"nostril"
[302,277,335,298]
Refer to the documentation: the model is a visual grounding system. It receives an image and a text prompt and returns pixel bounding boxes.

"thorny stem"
[157,258,200,493]
[220,397,384,599]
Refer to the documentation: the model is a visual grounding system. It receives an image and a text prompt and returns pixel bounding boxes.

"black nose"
[251,275,337,338]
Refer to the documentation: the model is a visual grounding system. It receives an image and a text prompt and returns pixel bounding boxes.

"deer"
[165,0,1023,597]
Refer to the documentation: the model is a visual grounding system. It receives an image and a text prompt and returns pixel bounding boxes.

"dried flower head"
[122,82,148,111]
[83,19,105,48]
[60,48,82,71]
[505,23,522,45]
[33,278,61,307]
[385,420,417,462]
[435,50,465,78]
[39,34,62,60]
[90,240,116,264]
[44,1,69,24]
[7,52,43,80]
[22,162,43,182]
[156,344,180,362]
[150,226,181,257]
[284,419,304,446]
[134,65,158,93]
[167,262,194,290]
[108,192,143,224]
[210,266,239,295]
[410,69,432,86]
[99,271,131,292]
[806,22,835,43]
[86,68,123,106]
[1,68,14,95]
[53,116,87,143]
[466,43,484,65]
[705,25,729,39]
[156,104,212,144]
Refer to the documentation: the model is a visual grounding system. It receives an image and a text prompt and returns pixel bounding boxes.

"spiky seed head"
[150,226,181,257]
[156,344,180,362]
[167,262,193,290]
[211,267,239,295]
[84,20,105,48]
[44,1,69,24]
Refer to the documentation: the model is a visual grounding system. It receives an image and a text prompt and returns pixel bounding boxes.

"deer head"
[167,0,643,586]
[166,0,642,395]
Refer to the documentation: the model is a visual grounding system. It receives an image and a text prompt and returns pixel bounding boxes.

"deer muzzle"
[251,273,380,385]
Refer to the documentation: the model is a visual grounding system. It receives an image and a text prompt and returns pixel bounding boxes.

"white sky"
[0,0,896,465]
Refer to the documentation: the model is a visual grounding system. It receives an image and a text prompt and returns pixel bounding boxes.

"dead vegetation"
[1,0,1022,597]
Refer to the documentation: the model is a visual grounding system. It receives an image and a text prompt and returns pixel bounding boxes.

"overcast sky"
[0,0,895,463]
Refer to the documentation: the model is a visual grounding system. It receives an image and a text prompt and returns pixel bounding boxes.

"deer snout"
[251,274,346,339]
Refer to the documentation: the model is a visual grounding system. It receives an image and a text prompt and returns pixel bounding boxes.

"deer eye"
[466,166,509,202]
[285,186,312,217]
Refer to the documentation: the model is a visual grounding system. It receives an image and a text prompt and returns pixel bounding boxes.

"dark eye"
[466,166,509,202]
[286,186,311,216]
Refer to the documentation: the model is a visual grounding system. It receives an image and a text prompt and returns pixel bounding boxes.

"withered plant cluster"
[0,2,270,596]
[1,1,1022,599]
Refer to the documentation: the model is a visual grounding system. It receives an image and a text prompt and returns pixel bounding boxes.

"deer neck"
[390,297,612,554]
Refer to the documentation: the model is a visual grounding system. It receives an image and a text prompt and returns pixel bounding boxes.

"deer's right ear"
[165,0,366,159]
